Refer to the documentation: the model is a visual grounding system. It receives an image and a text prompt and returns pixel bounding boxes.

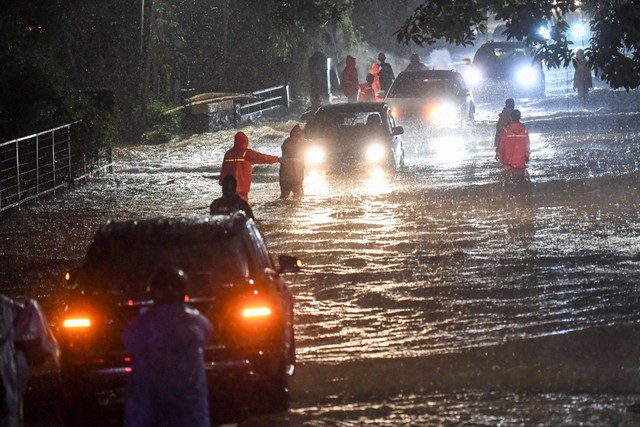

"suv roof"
[91,214,249,244]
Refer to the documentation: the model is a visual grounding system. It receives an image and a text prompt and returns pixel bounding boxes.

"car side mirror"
[278,255,302,274]
[392,126,404,136]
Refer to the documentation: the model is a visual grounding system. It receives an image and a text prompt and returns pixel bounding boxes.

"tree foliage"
[395,0,640,90]
[6,0,640,145]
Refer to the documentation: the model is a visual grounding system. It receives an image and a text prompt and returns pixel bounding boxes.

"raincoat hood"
[507,122,528,135]
[290,125,303,139]
[346,55,356,68]
[234,131,249,149]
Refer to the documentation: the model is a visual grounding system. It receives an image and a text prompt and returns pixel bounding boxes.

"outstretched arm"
[246,149,279,165]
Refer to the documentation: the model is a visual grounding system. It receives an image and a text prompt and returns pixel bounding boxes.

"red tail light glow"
[242,307,272,318]
[63,318,91,328]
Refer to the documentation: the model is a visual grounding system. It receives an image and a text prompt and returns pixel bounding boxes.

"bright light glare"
[430,102,458,125]
[571,22,587,38]
[516,66,537,87]
[242,307,272,318]
[538,26,551,39]
[305,146,325,164]
[465,68,482,86]
[365,144,386,163]
[363,170,391,195]
[63,318,91,328]
[430,136,466,164]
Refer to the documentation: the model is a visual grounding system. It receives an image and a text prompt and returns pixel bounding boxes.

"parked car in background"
[460,41,546,99]
[303,102,405,177]
[382,69,475,125]
[57,214,300,426]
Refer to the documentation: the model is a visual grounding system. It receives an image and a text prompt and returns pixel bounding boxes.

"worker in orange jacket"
[358,73,376,102]
[496,109,530,174]
[219,131,279,202]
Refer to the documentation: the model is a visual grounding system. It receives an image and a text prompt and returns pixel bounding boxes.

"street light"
[571,21,588,46]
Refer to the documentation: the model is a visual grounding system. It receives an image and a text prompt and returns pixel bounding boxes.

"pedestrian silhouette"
[123,267,213,427]
[210,175,254,219]
[279,125,307,200]
[495,98,515,147]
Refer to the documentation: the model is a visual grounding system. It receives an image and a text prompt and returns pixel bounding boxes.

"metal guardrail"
[0,122,113,213]
[240,84,291,117]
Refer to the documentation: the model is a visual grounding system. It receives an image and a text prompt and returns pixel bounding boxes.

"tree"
[395,0,640,90]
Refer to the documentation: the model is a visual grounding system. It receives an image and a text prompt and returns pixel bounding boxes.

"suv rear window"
[77,233,250,299]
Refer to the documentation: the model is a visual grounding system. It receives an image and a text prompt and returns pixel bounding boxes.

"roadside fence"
[0,122,113,213]
[240,84,291,117]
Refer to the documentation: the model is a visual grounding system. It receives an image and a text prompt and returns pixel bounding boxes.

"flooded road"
[3,89,640,425]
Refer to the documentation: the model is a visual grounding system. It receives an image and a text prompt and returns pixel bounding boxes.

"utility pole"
[140,0,145,55]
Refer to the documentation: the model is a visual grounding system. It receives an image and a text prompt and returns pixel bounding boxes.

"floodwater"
[2,86,640,426]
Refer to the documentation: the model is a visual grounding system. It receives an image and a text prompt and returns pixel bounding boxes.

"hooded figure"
[358,73,376,103]
[496,109,530,173]
[279,124,306,199]
[340,55,359,103]
[573,49,592,107]
[210,175,254,219]
[377,52,395,96]
[123,268,213,427]
[494,98,515,147]
[219,131,279,202]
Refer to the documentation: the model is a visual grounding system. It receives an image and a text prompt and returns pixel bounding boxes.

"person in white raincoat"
[1,295,59,427]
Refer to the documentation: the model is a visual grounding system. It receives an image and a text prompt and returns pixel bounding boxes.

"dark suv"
[461,41,546,99]
[57,214,300,425]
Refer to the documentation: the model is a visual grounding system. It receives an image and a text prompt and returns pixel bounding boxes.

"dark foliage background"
[2,0,638,145]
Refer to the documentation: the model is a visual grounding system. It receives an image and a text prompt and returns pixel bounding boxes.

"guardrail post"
[67,126,72,185]
[285,84,291,109]
[52,131,56,194]
[15,140,21,208]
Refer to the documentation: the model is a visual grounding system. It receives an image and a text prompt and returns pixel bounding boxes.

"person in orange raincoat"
[370,62,381,101]
[340,55,359,103]
[496,109,530,174]
[358,73,376,102]
[219,131,279,202]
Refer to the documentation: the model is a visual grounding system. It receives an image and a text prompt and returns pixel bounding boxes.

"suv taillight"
[62,318,92,328]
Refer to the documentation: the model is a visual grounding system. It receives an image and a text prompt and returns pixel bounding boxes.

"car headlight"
[465,67,483,86]
[365,143,387,163]
[429,102,458,125]
[516,66,538,87]
[305,146,325,164]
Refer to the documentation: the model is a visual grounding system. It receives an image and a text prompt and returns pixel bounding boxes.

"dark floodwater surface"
[2,91,640,426]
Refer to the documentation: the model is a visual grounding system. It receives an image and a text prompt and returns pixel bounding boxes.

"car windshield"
[475,44,531,64]
[305,110,387,141]
[387,73,455,98]
[78,233,250,299]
